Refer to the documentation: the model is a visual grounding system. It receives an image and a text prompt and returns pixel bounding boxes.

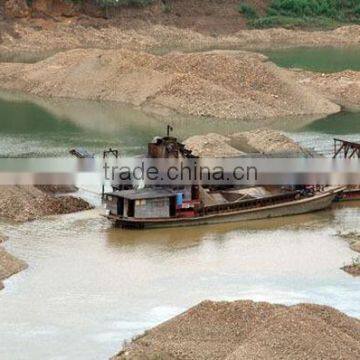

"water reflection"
[0,91,321,157]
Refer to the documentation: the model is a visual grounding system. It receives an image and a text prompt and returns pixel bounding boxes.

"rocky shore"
[115,300,360,359]
[0,233,27,290]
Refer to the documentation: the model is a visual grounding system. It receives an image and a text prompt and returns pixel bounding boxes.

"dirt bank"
[0,48,341,121]
[0,185,92,222]
[115,300,360,359]
[0,15,360,57]
[0,233,27,290]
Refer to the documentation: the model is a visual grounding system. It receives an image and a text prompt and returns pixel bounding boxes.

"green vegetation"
[268,0,359,20]
[161,1,172,13]
[247,0,360,29]
[237,3,258,19]
[98,0,154,7]
[250,15,342,29]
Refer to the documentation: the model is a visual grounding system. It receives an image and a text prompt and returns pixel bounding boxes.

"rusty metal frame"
[333,139,360,159]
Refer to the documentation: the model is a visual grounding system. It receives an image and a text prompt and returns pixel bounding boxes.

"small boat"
[104,134,345,229]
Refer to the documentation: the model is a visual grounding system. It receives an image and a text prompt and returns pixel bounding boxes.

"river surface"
[0,205,359,360]
[0,93,359,157]
[0,85,359,360]
[264,47,360,73]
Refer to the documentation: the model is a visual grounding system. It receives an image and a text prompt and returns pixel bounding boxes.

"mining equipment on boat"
[103,131,345,229]
[333,138,360,201]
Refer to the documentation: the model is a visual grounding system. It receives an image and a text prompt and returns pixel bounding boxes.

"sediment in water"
[337,232,360,277]
[0,233,27,290]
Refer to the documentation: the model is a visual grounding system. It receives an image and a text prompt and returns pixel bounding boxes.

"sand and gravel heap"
[115,300,360,360]
[184,133,244,157]
[0,233,27,290]
[0,185,92,222]
[0,48,340,121]
[35,185,78,194]
[296,70,360,110]
[184,129,307,157]
[229,128,308,155]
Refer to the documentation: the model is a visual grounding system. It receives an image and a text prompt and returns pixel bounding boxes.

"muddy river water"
[1,206,360,359]
[0,47,360,360]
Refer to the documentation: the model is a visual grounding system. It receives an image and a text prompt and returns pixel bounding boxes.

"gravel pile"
[115,300,360,360]
[184,133,244,157]
[230,128,307,155]
[297,70,360,111]
[0,185,92,222]
[184,129,306,157]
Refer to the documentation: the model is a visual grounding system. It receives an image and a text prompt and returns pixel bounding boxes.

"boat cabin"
[105,185,201,219]
[105,189,178,219]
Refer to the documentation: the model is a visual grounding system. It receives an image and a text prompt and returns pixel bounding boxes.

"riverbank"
[0,233,27,290]
[115,299,360,359]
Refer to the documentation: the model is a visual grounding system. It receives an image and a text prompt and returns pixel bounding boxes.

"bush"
[98,0,154,7]
[161,1,172,13]
[249,15,340,29]
[251,0,360,29]
[238,3,258,19]
[267,0,360,21]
